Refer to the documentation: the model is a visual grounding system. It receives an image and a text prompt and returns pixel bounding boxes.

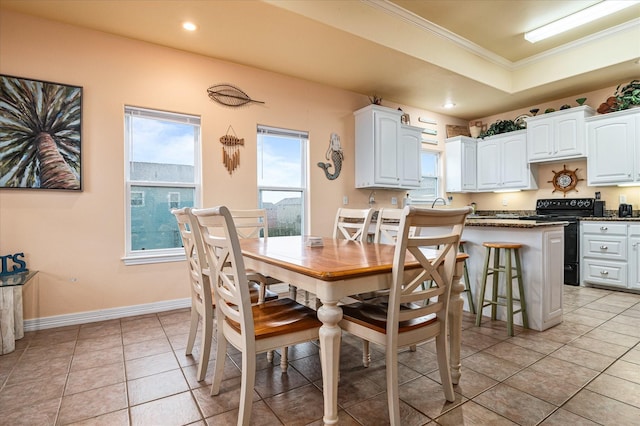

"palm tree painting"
[0,75,82,190]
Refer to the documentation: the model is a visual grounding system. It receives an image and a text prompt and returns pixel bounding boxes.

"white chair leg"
[238,350,257,426]
[362,340,370,367]
[210,329,227,396]
[386,346,401,425]
[280,346,289,372]
[304,291,310,304]
[435,333,455,402]
[266,350,274,363]
[185,308,199,355]
[289,284,297,300]
[196,316,213,381]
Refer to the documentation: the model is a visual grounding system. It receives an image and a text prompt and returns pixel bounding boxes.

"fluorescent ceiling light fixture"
[524,0,639,43]
[182,22,197,31]
[493,189,521,193]
[618,183,640,187]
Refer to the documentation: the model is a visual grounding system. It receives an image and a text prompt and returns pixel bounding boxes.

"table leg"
[1,286,17,354]
[317,300,342,425]
[449,259,465,385]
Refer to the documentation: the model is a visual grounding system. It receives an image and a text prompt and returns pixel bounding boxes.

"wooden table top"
[240,236,466,282]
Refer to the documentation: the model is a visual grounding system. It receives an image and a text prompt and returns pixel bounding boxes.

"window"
[124,106,201,264]
[257,125,308,236]
[409,148,441,202]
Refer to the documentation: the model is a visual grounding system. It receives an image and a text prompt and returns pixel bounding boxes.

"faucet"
[431,197,447,208]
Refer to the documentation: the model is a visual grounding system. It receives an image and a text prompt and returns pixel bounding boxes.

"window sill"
[122,252,185,266]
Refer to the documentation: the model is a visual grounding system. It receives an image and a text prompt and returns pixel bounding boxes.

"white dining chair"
[374,207,404,244]
[333,207,375,241]
[193,206,321,426]
[172,207,214,382]
[172,207,279,381]
[229,209,281,304]
[339,206,471,424]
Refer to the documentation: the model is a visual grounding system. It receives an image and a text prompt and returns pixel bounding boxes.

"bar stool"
[458,240,475,314]
[475,242,528,336]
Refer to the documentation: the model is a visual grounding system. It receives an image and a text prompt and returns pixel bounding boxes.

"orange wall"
[0,10,467,321]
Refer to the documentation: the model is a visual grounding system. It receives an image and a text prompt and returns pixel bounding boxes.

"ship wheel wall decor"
[548,164,584,197]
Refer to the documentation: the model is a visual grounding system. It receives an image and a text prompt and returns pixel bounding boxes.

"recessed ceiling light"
[182,22,197,31]
[443,102,456,109]
[524,0,639,43]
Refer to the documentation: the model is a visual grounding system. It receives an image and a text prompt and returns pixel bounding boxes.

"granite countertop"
[465,218,568,228]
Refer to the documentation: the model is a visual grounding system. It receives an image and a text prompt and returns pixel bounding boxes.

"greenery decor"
[614,79,640,111]
[478,119,522,138]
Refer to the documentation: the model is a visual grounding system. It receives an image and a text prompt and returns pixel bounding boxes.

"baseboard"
[23,298,191,332]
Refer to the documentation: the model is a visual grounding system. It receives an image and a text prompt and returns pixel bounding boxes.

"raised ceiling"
[1,0,639,119]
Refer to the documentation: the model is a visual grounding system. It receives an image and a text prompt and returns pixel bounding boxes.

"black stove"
[521,198,597,286]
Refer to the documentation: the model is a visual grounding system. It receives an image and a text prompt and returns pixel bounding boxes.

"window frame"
[408,146,442,203]
[123,106,201,265]
[256,125,309,237]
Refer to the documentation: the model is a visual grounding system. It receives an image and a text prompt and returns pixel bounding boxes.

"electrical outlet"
[391,197,398,205]
[620,194,627,204]
[69,277,78,283]
[502,198,508,206]
[343,196,348,205]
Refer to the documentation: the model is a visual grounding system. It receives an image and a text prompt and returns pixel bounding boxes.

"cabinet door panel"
[555,115,581,156]
[629,236,640,290]
[501,135,528,188]
[476,140,500,189]
[399,127,421,187]
[374,113,400,184]
[528,121,552,160]
[587,116,635,184]
[583,259,627,287]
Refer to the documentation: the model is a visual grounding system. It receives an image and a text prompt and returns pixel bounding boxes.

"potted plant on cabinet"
[614,79,640,111]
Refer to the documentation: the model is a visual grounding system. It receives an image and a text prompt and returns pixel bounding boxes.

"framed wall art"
[0,75,82,190]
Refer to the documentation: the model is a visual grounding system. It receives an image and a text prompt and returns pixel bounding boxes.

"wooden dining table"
[240,236,468,425]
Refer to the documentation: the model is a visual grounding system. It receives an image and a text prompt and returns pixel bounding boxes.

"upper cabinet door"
[526,106,594,163]
[587,109,638,186]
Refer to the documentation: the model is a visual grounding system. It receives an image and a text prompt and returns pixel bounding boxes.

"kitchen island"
[460,218,567,331]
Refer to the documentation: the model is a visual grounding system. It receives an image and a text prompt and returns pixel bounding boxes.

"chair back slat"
[333,208,374,241]
[229,209,269,239]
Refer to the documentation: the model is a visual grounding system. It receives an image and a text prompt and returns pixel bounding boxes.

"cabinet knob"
[600,245,608,250]
[633,242,638,248]
[600,270,609,276]
[600,226,608,231]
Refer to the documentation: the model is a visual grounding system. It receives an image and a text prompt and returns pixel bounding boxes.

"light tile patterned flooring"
[1,285,640,425]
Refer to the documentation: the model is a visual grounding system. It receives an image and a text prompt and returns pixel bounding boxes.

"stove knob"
[577,200,584,207]
[542,200,550,208]
[584,200,591,207]
[569,199,577,207]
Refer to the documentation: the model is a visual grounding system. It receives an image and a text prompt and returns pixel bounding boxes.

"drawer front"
[583,235,627,260]
[581,222,627,236]
[582,259,627,288]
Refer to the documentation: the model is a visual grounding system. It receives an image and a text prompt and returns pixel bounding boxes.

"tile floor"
[1,285,640,425]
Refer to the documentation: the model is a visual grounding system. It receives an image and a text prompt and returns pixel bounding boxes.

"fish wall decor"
[207,83,264,107]
[220,126,244,174]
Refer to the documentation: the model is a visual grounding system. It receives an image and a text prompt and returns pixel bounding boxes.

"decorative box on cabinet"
[526,106,594,163]
[445,136,477,192]
[354,105,422,189]
[586,108,640,186]
[476,130,537,191]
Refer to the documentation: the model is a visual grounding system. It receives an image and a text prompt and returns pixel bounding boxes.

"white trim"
[122,252,185,266]
[24,298,191,331]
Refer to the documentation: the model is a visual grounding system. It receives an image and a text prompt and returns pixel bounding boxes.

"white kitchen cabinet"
[476,130,536,191]
[526,106,594,163]
[445,136,476,192]
[628,225,640,291]
[354,104,422,189]
[587,108,640,186]
[581,221,635,290]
